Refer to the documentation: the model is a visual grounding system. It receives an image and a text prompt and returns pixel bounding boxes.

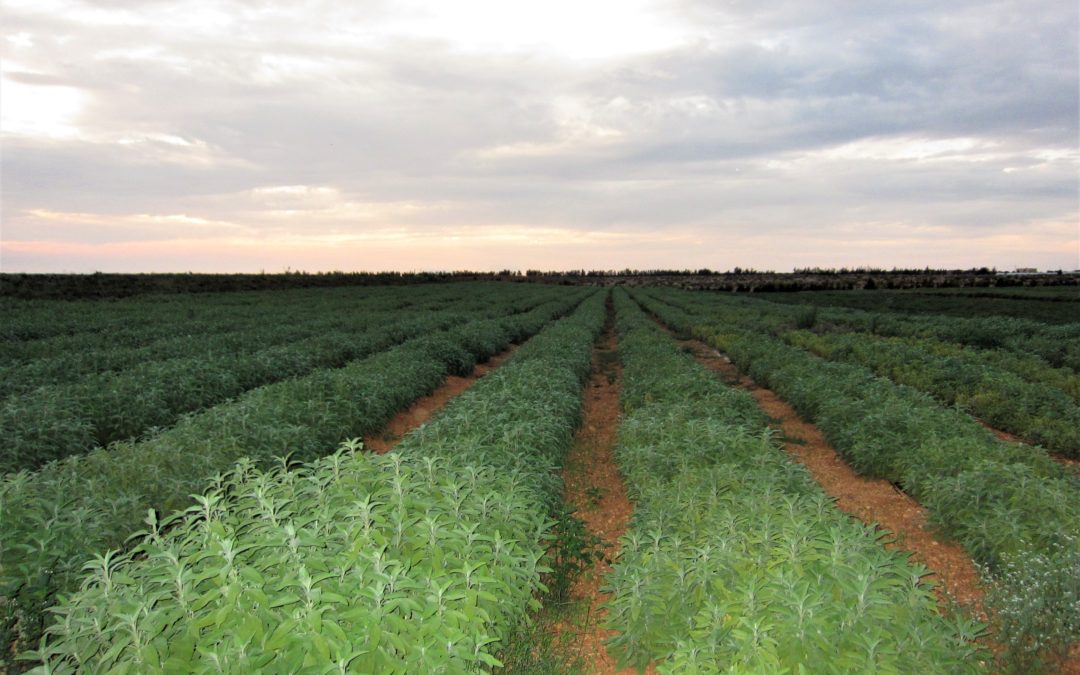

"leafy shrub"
[29,452,548,672]
[544,506,607,602]
[983,540,1080,674]
[794,304,818,329]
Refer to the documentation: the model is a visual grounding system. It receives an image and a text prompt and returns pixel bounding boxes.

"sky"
[1,0,1078,273]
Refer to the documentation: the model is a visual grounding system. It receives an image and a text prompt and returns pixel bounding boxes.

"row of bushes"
[1,312,451,474]
[25,292,607,672]
[1,284,414,345]
[784,330,1080,457]
[640,287,1079,450]
[635,289,1080,671]
[814,301,1079,371]
[764,288,1079,325]
[655,288,1078,390]
[1,282,553,362]
[867,332,1079,402]
[0,285,567,474]
[602,289,984,672]
[0,289,591,666]
[0,283,490,395]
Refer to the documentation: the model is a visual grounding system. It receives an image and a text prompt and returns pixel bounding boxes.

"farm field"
[632,286,1079,671]
[2,282,1077,672]
[764,286,1079,324]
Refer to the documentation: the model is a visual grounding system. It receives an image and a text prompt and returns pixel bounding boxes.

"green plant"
[633,285,1080,666]
[23,290,608,672]
[983,540,1080,673]
[601,290,985,672]
[0,283,579,474]
[545,506,607,602]
[782,328,1080,456]
[1,286,593,668]
[497,604,587,674]
[794,304,818,329]
[585,485,604,507]
[27,452,550,673]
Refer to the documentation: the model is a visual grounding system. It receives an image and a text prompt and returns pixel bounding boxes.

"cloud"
[1,0,1076,271]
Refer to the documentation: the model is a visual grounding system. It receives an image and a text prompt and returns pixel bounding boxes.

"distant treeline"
[789,266,1001,275]
[0,271,525,299]
[537,268,1076,293]
[526,266,1008,277]
[2,268,1076,299]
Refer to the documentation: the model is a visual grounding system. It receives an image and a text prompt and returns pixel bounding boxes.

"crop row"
[0,285,566,475]
[0,282,523,364]
[602,290,983,672]
[817,302,1079,371]
[27,291,606,672]
[634,289,1080,669]
[1,294,200,344]
[641,288,1080,445]
[784,329,1080,456]
[0,289,591,662]
[2,322,320,398]
[764,288,1078,325]
[0,283,495,396]
[843,331,1080,403]
[1,311,456,474]
[914,286,1080,301]
[656,287,1079,371]
[0,285,401,347]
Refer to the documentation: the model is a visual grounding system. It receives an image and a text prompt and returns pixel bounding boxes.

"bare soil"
[551,302,647,674]
[363,347,517,454]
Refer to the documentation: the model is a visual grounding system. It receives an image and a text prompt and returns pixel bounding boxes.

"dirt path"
[552,300,642,674]
[363,346,517,454]
[674,337,989,614]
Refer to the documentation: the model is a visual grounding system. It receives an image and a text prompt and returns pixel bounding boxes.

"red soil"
[552,306,648,674]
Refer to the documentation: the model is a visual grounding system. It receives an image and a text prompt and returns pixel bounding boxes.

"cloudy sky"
[2,0,1077,272]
